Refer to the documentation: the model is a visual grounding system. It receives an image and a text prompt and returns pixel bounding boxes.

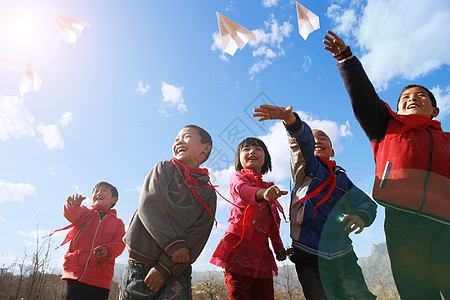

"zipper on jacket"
[79,212,103,281]
[418,129,433,213]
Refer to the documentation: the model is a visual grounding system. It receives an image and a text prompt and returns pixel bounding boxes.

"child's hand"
[275,248,287,261]
[67,194,86,207]
[263,186,288,202]
[93,245,108,258]
[341,214,365,234]
[253,105,296,125]
[323,30,347,56]
[171,248,189,263]
[145,268,165,292]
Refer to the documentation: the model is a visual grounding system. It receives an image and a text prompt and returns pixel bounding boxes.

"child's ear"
[203,143,212,155]
[111,197,118,207]
[431,107,439,119]
[330,149,335,158]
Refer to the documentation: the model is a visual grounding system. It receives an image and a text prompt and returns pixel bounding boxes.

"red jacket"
[371,114,450,224]
[61,201,126,290]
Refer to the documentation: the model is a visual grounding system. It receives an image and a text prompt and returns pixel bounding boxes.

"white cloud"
[58,112,73,127]
[0,95,70,150]
[328,0,450,91]
[159,81,187,116]
[209,166,235,211]
[36,123,64,150]
[0,216,6,222]
[0,181,36,203]
[0,96,35,140]
[262,0,279,8]
[432,85,450,121]
[249,15,293,77]
[136,82,150,95]
[302,55,312,71]
[211,32,229,62]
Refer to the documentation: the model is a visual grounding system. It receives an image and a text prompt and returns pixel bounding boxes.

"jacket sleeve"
[137,162,188,256]
[63,201,90,224]
[337,56,392,142]
[268,222,284,251]
[284,114,318,190]
[155,191,217,280]
[103,218,126,260]
[231,172,261,206]
[343,183,377,227]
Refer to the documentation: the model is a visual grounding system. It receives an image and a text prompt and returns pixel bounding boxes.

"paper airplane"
[216,12,257,56]
[296,2,320,40]
[19,60,43,96]
[53,14,91,44]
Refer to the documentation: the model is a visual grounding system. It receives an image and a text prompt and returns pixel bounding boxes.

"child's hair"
[397,84,437,109]
[235,137,272,174]
[184,125,213,161]
[93,181,119,208]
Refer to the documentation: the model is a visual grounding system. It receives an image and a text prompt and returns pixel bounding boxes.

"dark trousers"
[64,279,110,300]
[224,270,274,300]
[385,208,450,299]
[290,249,375,300]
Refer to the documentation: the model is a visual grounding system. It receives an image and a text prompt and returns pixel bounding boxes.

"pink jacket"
[226,171,284,251]
[61,201,126,290]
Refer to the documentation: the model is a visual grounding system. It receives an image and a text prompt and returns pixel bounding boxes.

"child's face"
[239,144,265,174]
[173,127,211,168]
[312,130,334,160]
[397,87,439,118]
[92,185,117,210]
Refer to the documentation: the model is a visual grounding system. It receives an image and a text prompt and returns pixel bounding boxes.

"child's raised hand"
[263,185,288,202]
[145,268,165,292]
[171,248,190,263]
[93,245,108,258]
[253,105,296,124]
[67,194,86,207]
[341,214,365,234]
[275,248,287,261]
[323,30,347,56]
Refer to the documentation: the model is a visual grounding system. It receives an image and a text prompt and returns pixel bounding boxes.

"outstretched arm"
[253,105,297,125]
[323,30,391,141]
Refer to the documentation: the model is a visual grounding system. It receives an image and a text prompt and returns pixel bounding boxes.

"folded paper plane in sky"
[216,12,257,56]
[19,60,43,96]
[296,2,320,40]
[53,14,91,44]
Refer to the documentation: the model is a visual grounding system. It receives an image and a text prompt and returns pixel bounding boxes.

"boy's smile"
[239,145,265,174]
[92,186,117,210]
[173,127,210,168]
[312,130,334,160]
[397,87,439,118]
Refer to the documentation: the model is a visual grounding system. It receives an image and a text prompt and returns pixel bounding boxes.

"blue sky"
[0,0,449,273]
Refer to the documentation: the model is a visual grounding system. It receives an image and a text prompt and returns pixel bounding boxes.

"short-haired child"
[120,125,217,300]
[323,31,450,298]
[59,181,126,300]
[210,137,288,300]
[253,105,377,299]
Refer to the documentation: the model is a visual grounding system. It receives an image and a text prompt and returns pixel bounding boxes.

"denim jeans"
[119,260,192,300]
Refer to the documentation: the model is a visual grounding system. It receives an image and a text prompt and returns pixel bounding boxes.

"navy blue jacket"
[285,115,377,260]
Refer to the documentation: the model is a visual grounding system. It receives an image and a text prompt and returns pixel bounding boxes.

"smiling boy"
[253,105,377,299]
[120,125,217,300]
[61,182,126,300]
[324,31,450,298]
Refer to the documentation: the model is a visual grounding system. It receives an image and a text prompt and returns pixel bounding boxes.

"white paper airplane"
[216,12,257,56]
[296,2,320,40]
[53,14,91,44]
[19,60,43,96]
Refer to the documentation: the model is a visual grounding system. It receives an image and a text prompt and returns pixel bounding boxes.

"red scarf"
[235,169,286,247]
[170,158,217,226]
[49,206,115,248]
[384,101,442,136]
[290,156,336,217]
